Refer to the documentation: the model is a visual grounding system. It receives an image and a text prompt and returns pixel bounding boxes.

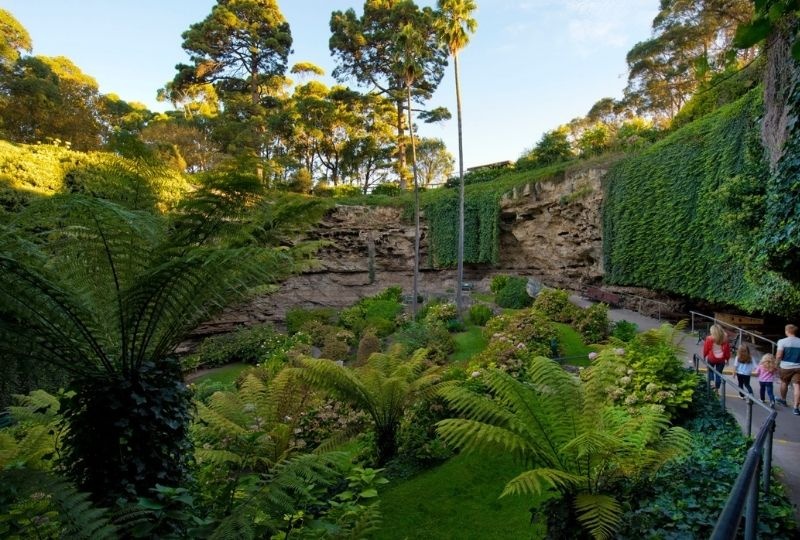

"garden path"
[570,295,800,526]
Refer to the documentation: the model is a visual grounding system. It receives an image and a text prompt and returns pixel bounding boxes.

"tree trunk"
[454,52,466,318]
[395,99,409,191]
[407,87,420,319]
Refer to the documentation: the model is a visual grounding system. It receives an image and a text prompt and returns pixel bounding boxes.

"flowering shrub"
[424,302,458,323]
[592,324,697,419]
[532,288,579,323]
[295,399,369,450]
[470,308,557,377]
[574,303,610,343]
[183,325,310,370]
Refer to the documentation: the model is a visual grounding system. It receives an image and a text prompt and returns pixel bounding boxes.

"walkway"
[570,295,800,526]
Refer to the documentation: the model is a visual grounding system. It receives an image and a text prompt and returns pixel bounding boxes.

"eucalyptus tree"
[329,0,448,189]
[625,0,753,121]
[0,55,105,150]
[0,175,312,505]
[0,8,31,68]
[169,0,292,177]
[394,19,432,317]
[436,0,477,316]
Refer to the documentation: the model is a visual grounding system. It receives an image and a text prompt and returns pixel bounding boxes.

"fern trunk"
[60,359,193,505]
[375,423,399,465]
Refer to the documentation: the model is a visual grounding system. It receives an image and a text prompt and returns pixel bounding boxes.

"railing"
[691,311,777,355]
[691,353,778,539]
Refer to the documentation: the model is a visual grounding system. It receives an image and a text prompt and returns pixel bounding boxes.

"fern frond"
[573,492,623,540]
[436,418,536,459]
[500,468,583,497]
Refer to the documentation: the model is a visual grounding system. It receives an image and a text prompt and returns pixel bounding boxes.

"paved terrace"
[570,295,800,527]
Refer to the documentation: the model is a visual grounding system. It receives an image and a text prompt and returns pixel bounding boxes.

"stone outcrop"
[195,167,608,337]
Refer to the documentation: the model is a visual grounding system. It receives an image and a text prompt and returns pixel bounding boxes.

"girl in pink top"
[754,353,778,407]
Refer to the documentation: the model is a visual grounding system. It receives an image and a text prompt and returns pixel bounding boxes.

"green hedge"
[603,89,800,314]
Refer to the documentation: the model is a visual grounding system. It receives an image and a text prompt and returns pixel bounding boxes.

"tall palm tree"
[437,0,477,316]
[0,176,308,505]
[291,349,443,464]
[436,357,691,540]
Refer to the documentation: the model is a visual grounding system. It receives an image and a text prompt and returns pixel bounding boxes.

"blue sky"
[4,0,658,168]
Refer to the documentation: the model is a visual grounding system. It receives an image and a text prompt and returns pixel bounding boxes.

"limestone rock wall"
[197,168,607,336]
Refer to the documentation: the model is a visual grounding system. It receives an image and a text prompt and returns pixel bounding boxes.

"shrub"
[601,324,697,419]
[468,304,493,326]
[356,331,382,364]
[472,308,557,377]
[393,320,455,364]
[611,320,639,342]
[495,277,533,309]
[489,274,510,294]
[617,383,796,538]
[285,307,336,335]
[339,289,404,338]
[184,325,308,370]
[321,328,354,362]
[574,303,610,343]
[532,288,578,322]
[396,397,454,468]
[423,302,457,323]
[371,182,400,196]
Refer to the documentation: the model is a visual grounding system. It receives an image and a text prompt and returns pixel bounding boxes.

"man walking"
[776,324,800,415]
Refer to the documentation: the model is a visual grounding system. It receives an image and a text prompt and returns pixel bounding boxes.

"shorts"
[779,367,800,385]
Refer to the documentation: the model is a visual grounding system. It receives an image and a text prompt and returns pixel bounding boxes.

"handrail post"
[764,421,775,496]
[721,378,726,411]
[746,397,753,438]
[744,455,760,540]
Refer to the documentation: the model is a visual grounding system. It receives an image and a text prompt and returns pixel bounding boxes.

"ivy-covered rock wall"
[603,89,800,315]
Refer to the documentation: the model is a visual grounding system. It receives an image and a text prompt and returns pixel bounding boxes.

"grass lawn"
[470,292,494,304]
[450,325,488,364]
[375,452,547,540]
[187,363,249,385]
[554,323,593,367]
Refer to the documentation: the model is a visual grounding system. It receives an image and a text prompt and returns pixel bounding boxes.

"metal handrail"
[692,353,779,539]
[690,311,777,355]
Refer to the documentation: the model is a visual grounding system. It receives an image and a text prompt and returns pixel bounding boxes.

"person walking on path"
[703,324,730,392]
[734,344,754,400]
[754,353,778,407]
[776,323,800,415]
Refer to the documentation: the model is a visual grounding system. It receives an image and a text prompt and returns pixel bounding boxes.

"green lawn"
[554,323,593,366]
[450,325,488,364]
[470,292,494,303]
[187,363,249,385]
[375,452,547,540]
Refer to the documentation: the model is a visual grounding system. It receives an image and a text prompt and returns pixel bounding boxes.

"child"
[754,353,778,407]
[734,344,754,399]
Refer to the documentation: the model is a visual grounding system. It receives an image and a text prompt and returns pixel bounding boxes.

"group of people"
[702,323,800,416]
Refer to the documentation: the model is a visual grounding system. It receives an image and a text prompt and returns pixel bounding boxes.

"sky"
[3,0,659,169]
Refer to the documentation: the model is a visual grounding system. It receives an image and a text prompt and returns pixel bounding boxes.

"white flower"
[588,352,599,361]
[614,348,625,356]
[471,370,481,378]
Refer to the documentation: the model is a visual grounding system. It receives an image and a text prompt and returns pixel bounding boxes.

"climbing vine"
[604,88,800,315]
[422,189,500,267]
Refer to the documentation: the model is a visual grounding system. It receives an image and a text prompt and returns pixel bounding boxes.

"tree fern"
[0,469,117,540]
[291,349,445,464]
[0,180,317,506]
[436,357,691,540]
